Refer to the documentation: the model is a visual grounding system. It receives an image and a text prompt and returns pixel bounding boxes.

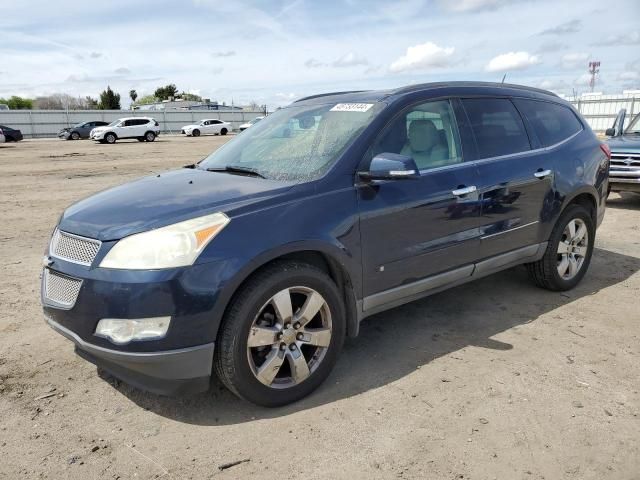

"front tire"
[214,261,345,407]
[70,131,80,140]
[526,205,594,291]
[104,133,116,144]
[192,129,200,137]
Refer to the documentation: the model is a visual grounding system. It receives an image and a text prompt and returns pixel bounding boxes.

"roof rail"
[294,90,369,103]
[391,81,558,97]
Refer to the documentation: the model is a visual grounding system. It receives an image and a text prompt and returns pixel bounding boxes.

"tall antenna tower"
[588,61,600,92]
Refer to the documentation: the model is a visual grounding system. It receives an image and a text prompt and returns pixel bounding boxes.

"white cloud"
[439,0,512,12]
[618,71,639,81]
[332,52,368,68]
[560,52,589,69]
[599,30,640,46]
[540,19,581,35]
[485,51,540,72]
[574,73,594,86]
[538,78,570,92]
[114,67,130,75]
[211,50,236,58]
[389,42,455,73]
[304,58,325,68]
[275,92,298,102]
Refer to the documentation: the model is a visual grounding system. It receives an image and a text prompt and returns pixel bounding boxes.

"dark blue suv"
[42,82,609,406]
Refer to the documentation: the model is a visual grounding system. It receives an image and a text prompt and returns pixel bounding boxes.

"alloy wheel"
[557,218,589,280]
[247,287,332,389]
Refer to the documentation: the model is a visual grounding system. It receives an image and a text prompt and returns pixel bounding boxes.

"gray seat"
[400,120,450,169]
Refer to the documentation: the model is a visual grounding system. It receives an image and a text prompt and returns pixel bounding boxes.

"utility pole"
[588,61,600,92]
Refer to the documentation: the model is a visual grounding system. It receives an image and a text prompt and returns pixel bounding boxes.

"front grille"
[610,152,640,179]
[50,229,101,266]
[43,269,82,307]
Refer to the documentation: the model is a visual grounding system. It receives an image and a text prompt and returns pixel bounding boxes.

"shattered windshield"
[199,102,384,181]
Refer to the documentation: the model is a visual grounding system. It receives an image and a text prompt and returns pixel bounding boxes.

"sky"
[1,0,639,108]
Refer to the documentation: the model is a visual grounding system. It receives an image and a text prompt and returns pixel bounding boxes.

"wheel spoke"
[300,327,332,347]
[567,256,579,277]
[557,241,571,254]
[287,348,310,384]
[574,223,587,242]
[557,256,570,277]
[573,245,587,257]
[296,291,325,327]
[247,326,280,348]
[567,219,576,239]
[271,289,293,323]
[256,348,286,386]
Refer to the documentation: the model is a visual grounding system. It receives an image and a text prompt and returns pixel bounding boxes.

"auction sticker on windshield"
[330,103,374,112]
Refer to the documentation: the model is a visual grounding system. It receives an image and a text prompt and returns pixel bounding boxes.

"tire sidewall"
[105,133,116,144]
[71,132,80,140]
[220,128,228,135]
[145,132,155,142]
[193,129,200,137]
[547,205,595,289]
[223,266,345,406]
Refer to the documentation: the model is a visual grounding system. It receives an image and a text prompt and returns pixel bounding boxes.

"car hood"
[607,135,640,151]
[59,168,296,240]
[182,124,200,129]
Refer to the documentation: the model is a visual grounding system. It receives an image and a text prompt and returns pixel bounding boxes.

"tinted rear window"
[514,99,582,147]
[462,98,531,158]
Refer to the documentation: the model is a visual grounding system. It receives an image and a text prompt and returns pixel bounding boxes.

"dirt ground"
[0,136,638,480]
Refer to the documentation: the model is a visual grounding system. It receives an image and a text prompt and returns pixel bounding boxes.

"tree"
[154,84,178,100]
[129,89,138,104]
[0,96,33,109]
[84,96,99,109]
[132,94,158,106]
[98,86,121,110]
[177,92,202,102]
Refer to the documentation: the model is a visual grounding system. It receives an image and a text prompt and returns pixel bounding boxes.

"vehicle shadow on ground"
[110,247,640,425]
[607,192,640,211]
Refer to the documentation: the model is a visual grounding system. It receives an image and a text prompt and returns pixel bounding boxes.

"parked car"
[605,109,640,194]
[0,104,9,111]
[181,119,231,137]
[59,121,109,140]
[0,125,23,142]
[42,82,608,406]
[90,117,160,144]
[239,116,264,131]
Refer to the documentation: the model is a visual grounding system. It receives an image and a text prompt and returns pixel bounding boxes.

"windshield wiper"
[205,165,266,178]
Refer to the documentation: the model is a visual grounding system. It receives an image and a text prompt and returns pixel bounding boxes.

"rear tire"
[105,133,116,144]
[145,131,156,142]
[220,128,228,135]
[192,129,200,137]
[70,131,80,140]
[214,261,345,407]
[526,205,594,291]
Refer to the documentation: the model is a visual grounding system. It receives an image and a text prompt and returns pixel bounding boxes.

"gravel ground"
[0,136,638,480]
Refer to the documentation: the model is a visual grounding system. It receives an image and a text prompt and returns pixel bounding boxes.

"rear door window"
[513,99,583,147]
[462,98,531,159]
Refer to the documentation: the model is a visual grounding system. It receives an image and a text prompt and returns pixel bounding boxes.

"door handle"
[451,185,477,196]
[534,169,552,179]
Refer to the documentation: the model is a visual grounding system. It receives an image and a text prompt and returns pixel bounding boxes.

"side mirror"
[359,153,420,180]
[604,128,616,137]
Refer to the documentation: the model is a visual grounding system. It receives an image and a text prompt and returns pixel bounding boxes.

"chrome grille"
[610,153,640,179]
[50,229,101,266]
[43,269,82,307]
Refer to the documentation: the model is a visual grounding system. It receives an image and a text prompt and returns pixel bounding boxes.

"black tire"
[70,131,80,140]
[105,133,116,144]
[192,129,200,137]
[526,204,595,291]
[145,131,156,142]
[214,261,346,407]
[220,128,228,136]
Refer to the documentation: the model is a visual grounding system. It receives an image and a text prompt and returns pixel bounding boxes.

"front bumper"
[46,316,214,395]
[90,131,106,140]
[609,178,640,193]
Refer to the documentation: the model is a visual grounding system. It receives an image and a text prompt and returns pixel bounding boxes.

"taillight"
[600,143,611,160]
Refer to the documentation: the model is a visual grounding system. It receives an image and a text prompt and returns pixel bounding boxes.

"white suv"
[90,117,160,144]
[181,119,231,137]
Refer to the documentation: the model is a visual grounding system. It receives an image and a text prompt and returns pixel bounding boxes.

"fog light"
[95,317,171,345]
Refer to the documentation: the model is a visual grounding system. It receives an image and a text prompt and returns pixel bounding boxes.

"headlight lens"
[100,212,229,269]
[95,317,171,344]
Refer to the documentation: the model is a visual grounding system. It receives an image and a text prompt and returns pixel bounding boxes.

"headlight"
[95,317,171,344]
[100,212,229,269]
